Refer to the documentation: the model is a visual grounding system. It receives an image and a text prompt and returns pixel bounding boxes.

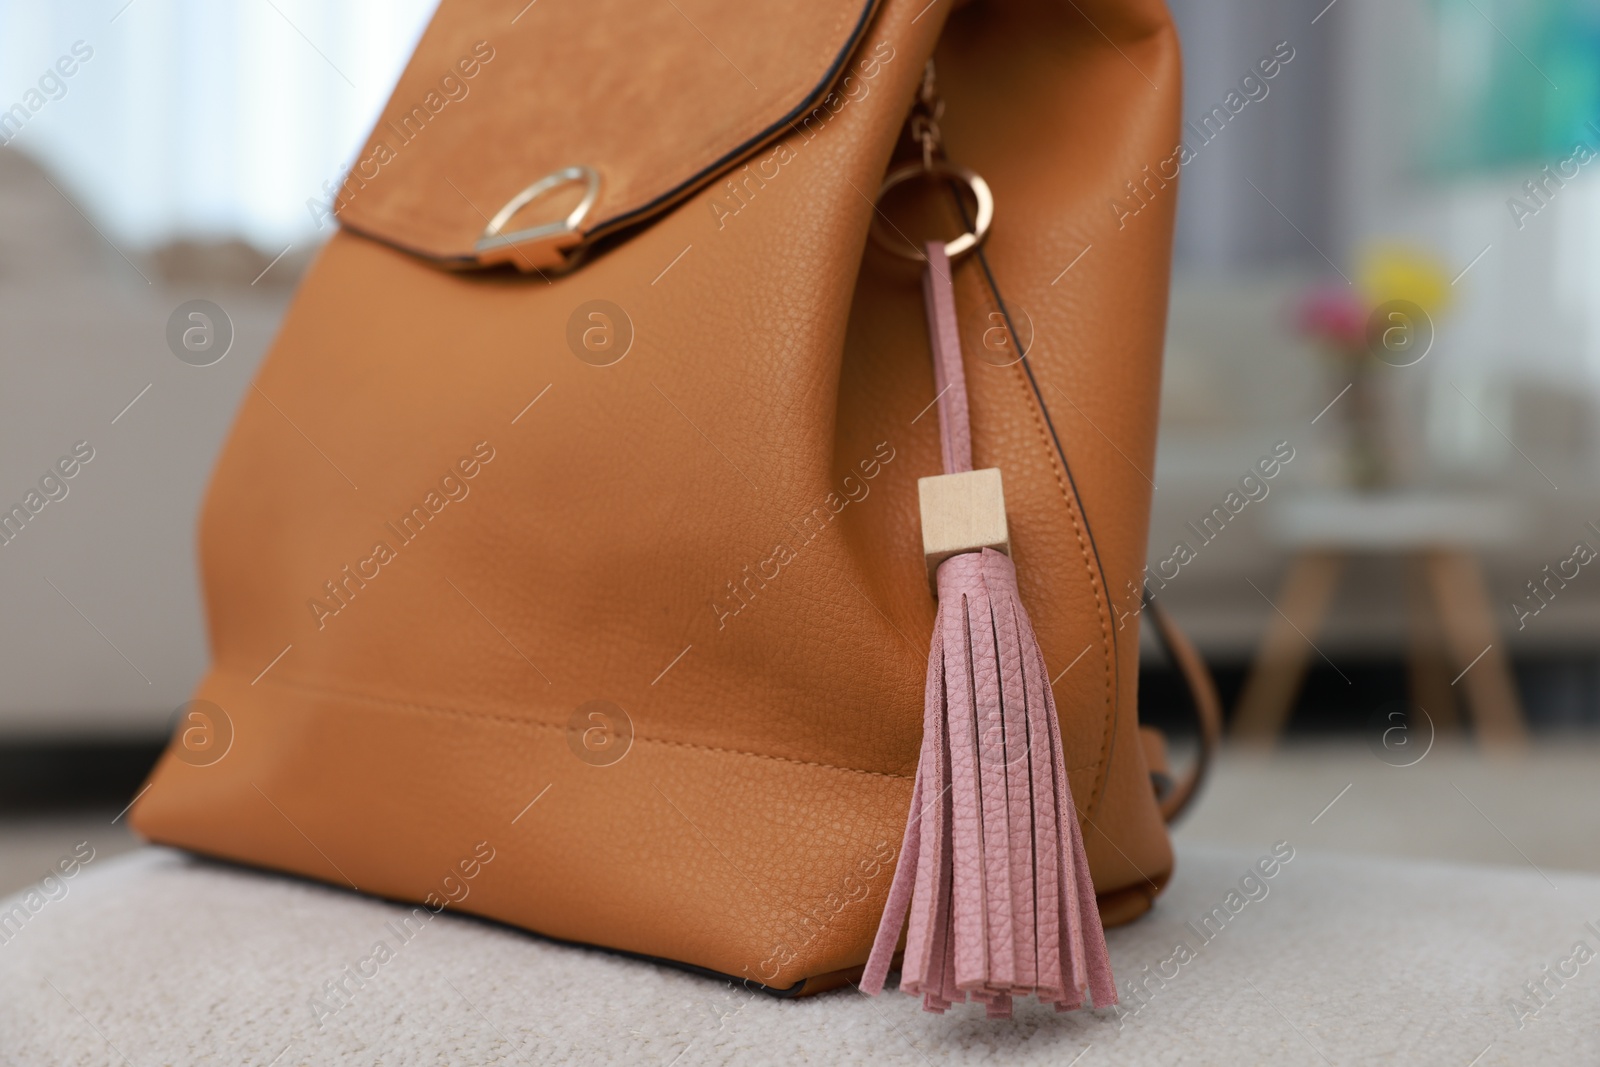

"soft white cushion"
[1,843,1595,1064]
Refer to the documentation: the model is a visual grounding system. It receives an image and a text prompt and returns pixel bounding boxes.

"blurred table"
[1232,492,1528,746]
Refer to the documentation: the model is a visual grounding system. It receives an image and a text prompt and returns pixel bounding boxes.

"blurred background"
[3,0,1600,892]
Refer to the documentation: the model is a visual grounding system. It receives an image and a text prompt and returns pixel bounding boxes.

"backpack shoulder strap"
[1142,595,1222,824]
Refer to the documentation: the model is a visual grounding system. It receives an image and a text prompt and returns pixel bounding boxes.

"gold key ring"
[868,160,994,263]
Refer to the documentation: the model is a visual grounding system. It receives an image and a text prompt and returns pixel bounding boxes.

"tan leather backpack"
[132,0,1215,1000]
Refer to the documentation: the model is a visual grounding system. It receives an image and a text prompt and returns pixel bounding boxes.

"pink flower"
[1296,284,1367,351]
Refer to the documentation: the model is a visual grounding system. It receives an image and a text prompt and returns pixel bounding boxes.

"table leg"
[1423,549,1528,747]
[1406,554,1459,734]
[1232,551,1344,745]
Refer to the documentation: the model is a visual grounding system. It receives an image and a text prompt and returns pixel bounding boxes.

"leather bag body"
[132,0,1183,993]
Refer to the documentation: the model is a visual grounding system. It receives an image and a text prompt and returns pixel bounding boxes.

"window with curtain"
[0,0,439,250]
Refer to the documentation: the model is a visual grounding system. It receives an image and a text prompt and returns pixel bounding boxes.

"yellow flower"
[1358,244,1453,316]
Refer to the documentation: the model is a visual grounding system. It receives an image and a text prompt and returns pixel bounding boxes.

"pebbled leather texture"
[131,0,1182,991]
[335,0,882,264]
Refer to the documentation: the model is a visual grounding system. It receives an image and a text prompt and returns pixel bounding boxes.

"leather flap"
[334,0,882,270]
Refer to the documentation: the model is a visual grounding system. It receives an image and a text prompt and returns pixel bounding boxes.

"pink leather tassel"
[861,243,1116,1014]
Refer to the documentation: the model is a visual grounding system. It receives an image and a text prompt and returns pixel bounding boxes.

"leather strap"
[1143,593,1221,824]
[922,247,972,475]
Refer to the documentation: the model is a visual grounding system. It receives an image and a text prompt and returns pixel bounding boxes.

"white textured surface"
[1174,742,1600,875]
[1,841,1596,1065]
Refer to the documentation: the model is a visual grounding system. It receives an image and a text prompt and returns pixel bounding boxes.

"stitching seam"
[1006,362,1118,815]
[224,670,918,783]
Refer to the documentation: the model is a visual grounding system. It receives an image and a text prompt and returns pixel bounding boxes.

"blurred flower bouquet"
[1296,246,1452,490]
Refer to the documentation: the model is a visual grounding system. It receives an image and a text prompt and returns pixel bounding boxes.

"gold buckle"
[475,166,601,270]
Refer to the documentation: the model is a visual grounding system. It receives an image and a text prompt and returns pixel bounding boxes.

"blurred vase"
[1337,355,1392,491]
[1298,283,1394,491]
